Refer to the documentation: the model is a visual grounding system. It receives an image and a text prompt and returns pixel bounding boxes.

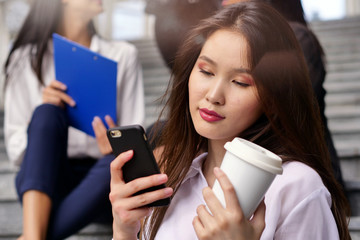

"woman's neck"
[202,139,227,187]
[58,12,92,47]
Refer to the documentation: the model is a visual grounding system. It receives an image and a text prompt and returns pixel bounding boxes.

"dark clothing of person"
[145,0,222,68]
[289,22,345,190]
[16,104,113,240]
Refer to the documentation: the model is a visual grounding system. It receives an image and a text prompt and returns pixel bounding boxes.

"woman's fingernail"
[93,116,99,123]
[157,174,167,183]
[124,150,133,157]
[163,187,173,196]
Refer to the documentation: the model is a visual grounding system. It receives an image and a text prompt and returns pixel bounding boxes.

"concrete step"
[311,16,360,29]
[315,27,360,39]
[327,61,360,73]
[321,35,360,46]
[143,67,170,79]
[349,216,360,239]
[325,92,360,106]
[326,70,360,82]
[326,105,360,119]
[311,17,360,35]
[328,118,360,134]
[144,84,168,97]
[319,33,360,44]
[325,45,360,56]
[332,140,360,160]
[0,172,16,201]
[318,32,360,44]
[347,182,360,217]
[130,38,158,48]
[341,157,360,181]
[143,76,170,88]
[324,80,360,94]
[0,201,112,239]
[327,52,360,65]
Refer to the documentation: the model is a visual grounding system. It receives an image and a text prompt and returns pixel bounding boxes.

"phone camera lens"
[110,130,122,138]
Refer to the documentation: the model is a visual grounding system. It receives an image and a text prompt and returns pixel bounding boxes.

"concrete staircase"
[311,16,360,238]
[0,15,360,239]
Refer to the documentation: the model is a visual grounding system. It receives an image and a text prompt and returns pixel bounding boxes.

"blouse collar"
[182,152,208,183]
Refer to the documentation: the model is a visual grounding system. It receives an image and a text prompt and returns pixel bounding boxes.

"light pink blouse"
[152,152,339,240]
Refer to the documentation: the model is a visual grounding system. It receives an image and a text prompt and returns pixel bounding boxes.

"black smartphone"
[107,124,171,207]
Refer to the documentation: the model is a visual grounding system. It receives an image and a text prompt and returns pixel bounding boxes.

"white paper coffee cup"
[212,138,283,219]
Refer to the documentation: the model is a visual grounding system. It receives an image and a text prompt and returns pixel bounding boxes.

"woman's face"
[62,0,103,19]
[189,29,262,143]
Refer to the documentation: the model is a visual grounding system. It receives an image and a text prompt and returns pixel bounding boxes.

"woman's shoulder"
[263,162,337,239]
[6,44,33,75]
[265,160,331,214]
[271,161,325,193]
[95,36,138,60]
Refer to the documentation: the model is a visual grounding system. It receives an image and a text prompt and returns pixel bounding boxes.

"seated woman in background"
[3,0,144,239]
[106,2,350,240]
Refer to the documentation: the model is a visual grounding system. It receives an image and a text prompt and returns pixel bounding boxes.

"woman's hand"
[193,167,265,240]
[42,80,76,108]
[92,115,116,155]
[110,150,173,240]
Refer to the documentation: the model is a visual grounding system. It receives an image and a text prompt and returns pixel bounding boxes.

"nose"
[205,78,225,105]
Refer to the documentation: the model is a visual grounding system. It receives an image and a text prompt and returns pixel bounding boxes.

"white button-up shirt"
[151,152,339,239]
[4,35,145,166]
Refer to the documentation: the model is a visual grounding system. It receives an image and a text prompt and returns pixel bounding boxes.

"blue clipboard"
[53,33,117,137]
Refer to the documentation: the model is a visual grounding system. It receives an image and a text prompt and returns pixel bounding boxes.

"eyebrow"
[198,55,252,74]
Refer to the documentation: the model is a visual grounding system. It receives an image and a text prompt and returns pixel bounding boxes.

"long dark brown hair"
[4,0,96,86]
[144,2,350,240]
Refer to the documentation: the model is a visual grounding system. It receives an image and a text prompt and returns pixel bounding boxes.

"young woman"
[106,2,350,240]
[3,0,144,239]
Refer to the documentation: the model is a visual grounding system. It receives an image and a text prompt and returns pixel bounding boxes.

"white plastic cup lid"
[224,138,283,175]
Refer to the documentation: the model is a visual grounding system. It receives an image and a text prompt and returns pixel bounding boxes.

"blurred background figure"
[145,0,222,69]
[3,0,144,239]
[223,0,346,193]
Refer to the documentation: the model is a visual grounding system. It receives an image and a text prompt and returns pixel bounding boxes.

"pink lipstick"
[199,108,225,122]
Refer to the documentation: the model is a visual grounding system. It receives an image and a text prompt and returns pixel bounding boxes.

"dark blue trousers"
[16,104,113,240]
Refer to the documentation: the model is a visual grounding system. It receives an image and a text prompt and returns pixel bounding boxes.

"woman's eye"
[232,80,250,87]
[200,69,213,76]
